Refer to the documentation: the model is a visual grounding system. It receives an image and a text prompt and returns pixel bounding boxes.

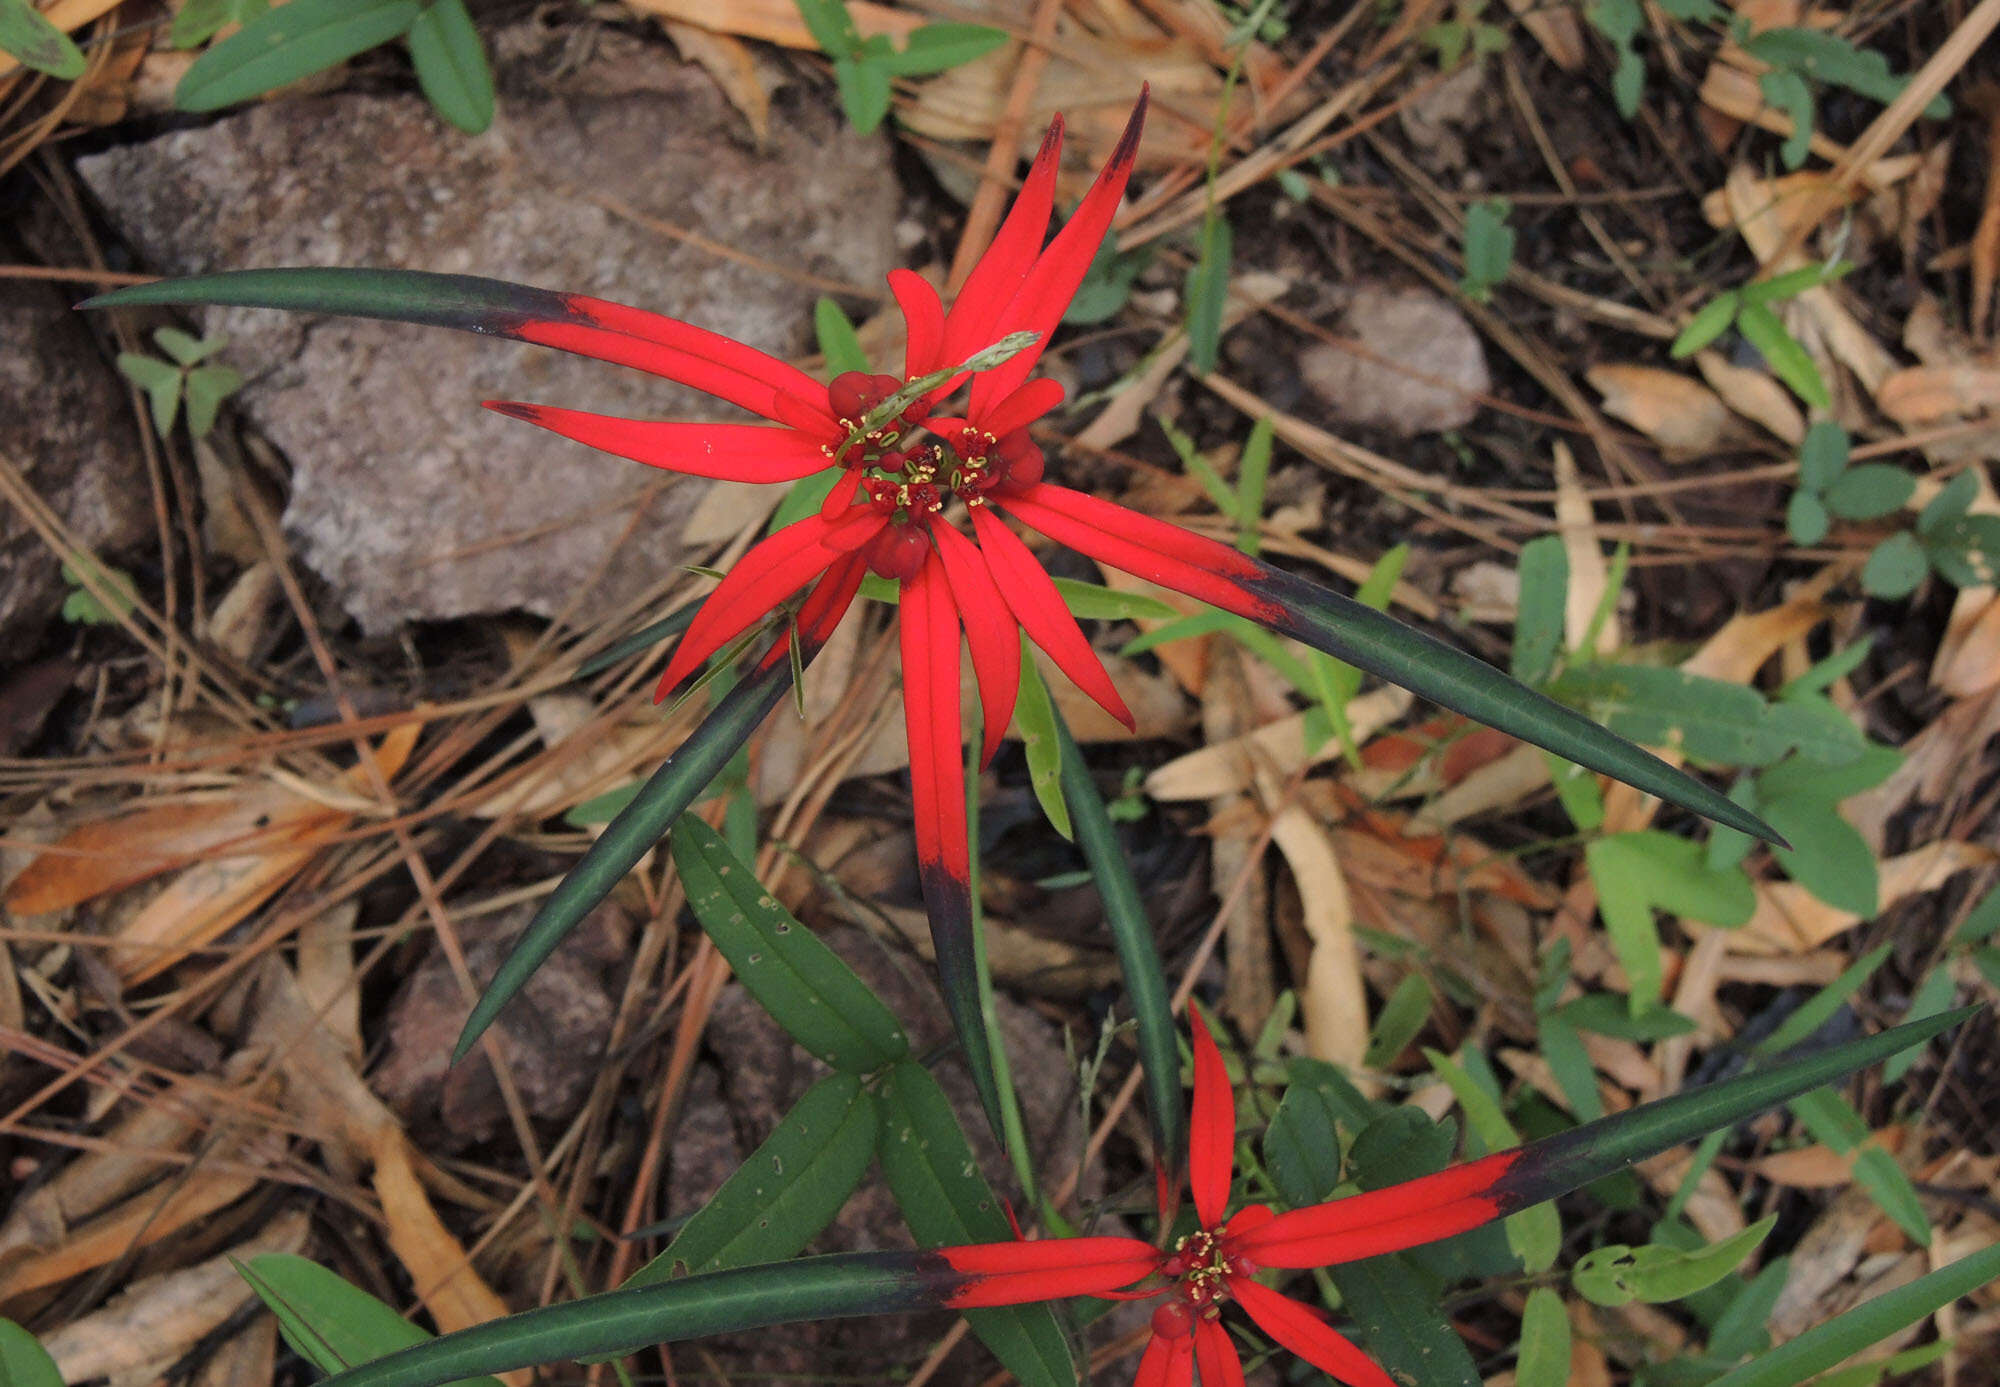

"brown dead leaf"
[1695,350,1807,444]
[1144,687,1412,801]
[1587,365,1734,455]
[1497,0,1583,68]
[618,0,916,48]
[1752,1127,1906,1188]
[1971,85,2000,339]
[661,22,769,144]
[1555,442,1620,655]
[1877,365,2000,424]
[1738,841,1998,952]
[1262,787,1368,1071]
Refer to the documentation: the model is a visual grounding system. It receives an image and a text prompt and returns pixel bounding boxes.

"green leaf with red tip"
[407,0,493,133]
[1052,706,1181,1164]
[1486,1007,1976,1214]
[875,1061,1079,1387]
[452,652,796,1062]
[623,1073,878,1288]
[287,1252,957,1387]
[669,815,906,1072]
[1249,562,1787,845]
[174,0,421,112]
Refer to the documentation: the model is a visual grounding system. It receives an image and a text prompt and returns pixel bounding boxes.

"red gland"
[1151,1300,1195,1339]
[875,449,907,473]
[829,371,903,421]
[866,524,930,581]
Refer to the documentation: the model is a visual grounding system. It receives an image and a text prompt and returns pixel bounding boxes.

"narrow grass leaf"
[1184,211,1233,375]
[671,815,906,1071]
[407,0,493,133]
[814,297,869,374]
[1014,654,1071,840]
[1702,1241,2000,1387]
[1736,301,1829,410]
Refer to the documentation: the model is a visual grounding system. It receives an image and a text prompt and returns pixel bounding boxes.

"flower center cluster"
[1150,1229,1255,1339]
[823,371,1046,581]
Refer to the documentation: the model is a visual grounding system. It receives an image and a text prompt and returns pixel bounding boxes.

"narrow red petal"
[969,91,1148,416]
[1007,482,1262,578]
[974,377,1066,439]
[772,388,847,442]
[941,116,1064,370]
[968,505,1135,729]
[998,486,1279,625]
[1231,1150,1518,1269]
[938,1236,1161,1307]
[899,552,971,886]
[794,552,869,650]
[1231,1280,1397,1387]
[660,512,880,693]
[482,404,832,481]
[931,520,1021,766]
[890,268,947,381]
[1193,1316,1247,1387]
[1188,1009,1235,1230]
[1135,1332,1195,1387]
[820,465,865,521]
[518,295,838,432]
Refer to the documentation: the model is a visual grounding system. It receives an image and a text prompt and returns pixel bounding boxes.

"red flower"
[934,1010,1528,1386]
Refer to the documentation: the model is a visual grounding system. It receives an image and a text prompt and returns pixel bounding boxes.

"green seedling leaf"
[116,352,184,435]
[1822,465,1915,521]
[876,1062,1078,1387]
[1759,69,1814,169]
[1365,973,1432,1069]
[1553,662,1855,768]
[237,1254,504,1387]
[1777,638,1872,701]
[1539,1010,1603,1121]
[1460,198,1515,303]
[408,0,493,133]
[1516,1288,1571,1387]
[813,296,869,375]
[1763,794,1877,915]
[184,364,243,438]
[0,0,85,78]
[1428,1048,1561,1272]
[1703,1240,2000,1387]
[1736,301,1829,409]
[1785,1089,1930,1243]
[1743,262,1850,307]
[1672,292,1740,358]
[60,558,138,626]
[0,1319,64,1387]
[1860,532,1927,599]
[1050,576,1179,623]
[455,653,799,1060]
[878,21,1007,75]
[1512,535,1568,685]
[1916,471,1977,534]
[1587,832,1754,1008]
[1184,209,1233,375]
[1555,993,1698,1041]
[1054,707,1180,1161]
[626,1074,877,1286]
[1063,234,1148,325]
[176,0,422,111]
[671,815,906,1071]
[832,53,892,132]
[1743,28,1949,118]
[170,0,264,48]
[1575,1217,1775,1306]
[1797,420,1848,490]
[153,326,224,365]
[792,0,859,54]
[1787,490,1830,546]
[1014,653,1070,840]
[1922,514,2000,589]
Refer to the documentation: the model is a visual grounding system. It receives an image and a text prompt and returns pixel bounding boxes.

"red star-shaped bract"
[82,87,1780,1121]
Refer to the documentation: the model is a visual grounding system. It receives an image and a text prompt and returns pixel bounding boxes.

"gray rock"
[0,280,150,647]
[1299,284,1489,436]
[77,63,897,633]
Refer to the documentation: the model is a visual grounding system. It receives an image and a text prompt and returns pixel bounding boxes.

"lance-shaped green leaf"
[236,1254,503,1387]
[1704,1239,2000,1387]
[876,1061,1079,1387]
[670,815,906,1071]
[174,0,421,112]
[454,649,798,1060]
[294,1252,967,1387]
[1052,707,1180,1163]
[1241,562,1785,845]
[625,1073,878,1286]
